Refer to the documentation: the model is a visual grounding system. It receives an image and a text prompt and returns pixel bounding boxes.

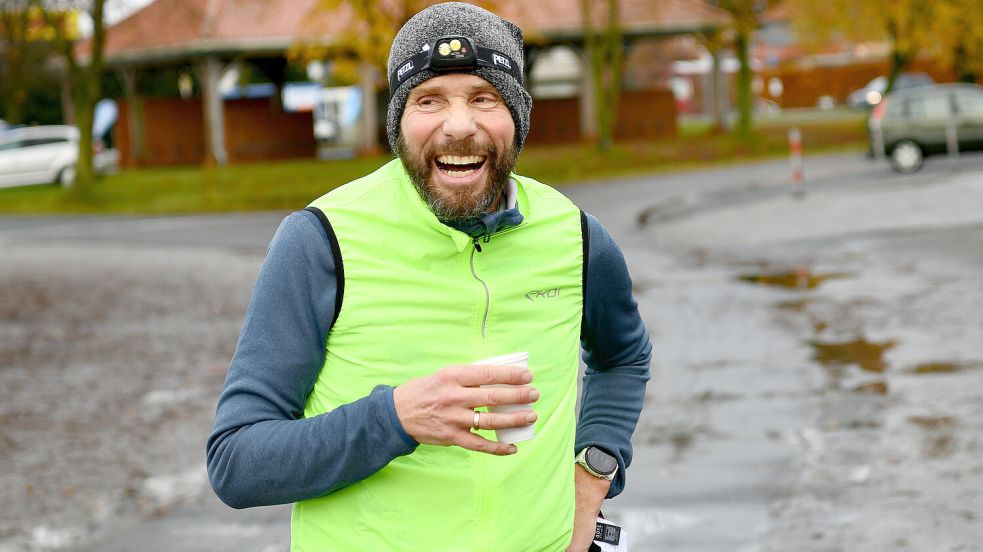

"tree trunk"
[71,0,107,190]
[884,25,911,96]
[582,0,622,152]
[953,44,977,83]
[0,7,29,125]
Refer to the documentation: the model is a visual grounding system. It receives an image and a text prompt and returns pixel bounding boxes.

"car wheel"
[890,140,923,173]
[57,165,76,188]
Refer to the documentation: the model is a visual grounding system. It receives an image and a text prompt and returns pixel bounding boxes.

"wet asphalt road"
[2,151,982,551]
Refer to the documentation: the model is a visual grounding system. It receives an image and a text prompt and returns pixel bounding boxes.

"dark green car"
[868,83,983,173]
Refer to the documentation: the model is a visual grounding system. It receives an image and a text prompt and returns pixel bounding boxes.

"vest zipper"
[470,237,490,337]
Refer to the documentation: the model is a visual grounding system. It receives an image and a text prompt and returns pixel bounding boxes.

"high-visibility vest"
[294,159,584,551]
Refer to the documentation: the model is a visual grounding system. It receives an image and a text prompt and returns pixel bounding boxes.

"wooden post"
[197,56,228,166]
[578,44,597,140]
[118,67,146,165]
[712,49,729,132]
[358,62,380,155]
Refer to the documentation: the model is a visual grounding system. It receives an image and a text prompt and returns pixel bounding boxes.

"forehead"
[407,74,499,98]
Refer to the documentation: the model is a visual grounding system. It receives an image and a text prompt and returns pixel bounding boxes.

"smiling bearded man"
[207,3,651,551]
[397,131,517,222]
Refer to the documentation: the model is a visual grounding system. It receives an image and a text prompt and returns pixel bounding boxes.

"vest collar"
[390,159,525,252]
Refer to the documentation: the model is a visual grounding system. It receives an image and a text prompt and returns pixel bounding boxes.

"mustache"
[425,138,497,159]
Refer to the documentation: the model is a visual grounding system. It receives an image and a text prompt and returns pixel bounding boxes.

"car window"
[953,90,983,114]
[0,140,24,151]
[898,74,932,88]
[906,93,951,118]
[22,137,70,147]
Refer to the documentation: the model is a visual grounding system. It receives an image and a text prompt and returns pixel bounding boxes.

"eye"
[472,94,501,107]
[414,96,444,111]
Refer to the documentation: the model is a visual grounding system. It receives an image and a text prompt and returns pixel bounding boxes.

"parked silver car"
[867,83,983,173]
[0,125,82,188]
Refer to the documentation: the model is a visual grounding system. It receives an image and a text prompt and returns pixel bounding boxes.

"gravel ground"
[0,243,261,551]
[628,173,983,550]
[3,159,982,551]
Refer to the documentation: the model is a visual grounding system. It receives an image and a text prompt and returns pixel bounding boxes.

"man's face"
[398,73,517,222]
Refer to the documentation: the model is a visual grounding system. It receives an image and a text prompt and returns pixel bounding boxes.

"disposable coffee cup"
[472,352,534,444]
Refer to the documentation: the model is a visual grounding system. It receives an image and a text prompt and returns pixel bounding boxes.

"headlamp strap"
[389,38,523,96]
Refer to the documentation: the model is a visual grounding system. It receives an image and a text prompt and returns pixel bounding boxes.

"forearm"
[207,385,416,508]
[566,465,613,552]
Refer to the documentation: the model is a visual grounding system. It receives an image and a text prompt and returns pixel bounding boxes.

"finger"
[454,431,518,456]
[460,385,540,408]
[469,409,537,430]
[446,364,533,387]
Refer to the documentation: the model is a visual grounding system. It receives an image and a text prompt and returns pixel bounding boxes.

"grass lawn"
[0,113,868,214]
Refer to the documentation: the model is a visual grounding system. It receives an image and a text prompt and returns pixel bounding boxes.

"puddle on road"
[908,416,958,459]
[810,338,898,373]
[910,362,971,375]
[851,381,889,395]
[908,416,956,429]
[737,268,850,290]
[775,298,813,311]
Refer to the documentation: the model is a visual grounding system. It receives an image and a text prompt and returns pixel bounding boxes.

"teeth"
[437,155,485,165]
[444,168,477,177]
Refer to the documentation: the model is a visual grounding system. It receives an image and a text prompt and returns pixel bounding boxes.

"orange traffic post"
[789,127,804,198]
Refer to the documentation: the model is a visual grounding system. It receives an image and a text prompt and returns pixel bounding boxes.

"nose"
[441,99,477,141]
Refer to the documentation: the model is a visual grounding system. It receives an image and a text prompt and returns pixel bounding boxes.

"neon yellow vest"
[294,159,584,551]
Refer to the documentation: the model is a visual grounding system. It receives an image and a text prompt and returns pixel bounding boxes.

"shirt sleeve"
[577,212,652,498]
[206,210,418,509]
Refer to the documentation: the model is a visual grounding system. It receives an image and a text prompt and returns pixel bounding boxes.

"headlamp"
[389,35,523,97]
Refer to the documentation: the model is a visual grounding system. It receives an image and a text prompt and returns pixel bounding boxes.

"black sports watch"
[575,446,618,480]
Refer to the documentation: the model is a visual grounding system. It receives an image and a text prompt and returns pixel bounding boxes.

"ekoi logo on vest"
[524,288,560,301]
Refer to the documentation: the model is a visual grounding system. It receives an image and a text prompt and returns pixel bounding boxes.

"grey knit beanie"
[386,2,532,153]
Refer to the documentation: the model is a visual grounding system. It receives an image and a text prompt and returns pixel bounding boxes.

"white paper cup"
[472,352,534,444]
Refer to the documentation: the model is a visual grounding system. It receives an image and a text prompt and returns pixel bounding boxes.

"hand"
[565,464,612,552]
[392,363,539,456]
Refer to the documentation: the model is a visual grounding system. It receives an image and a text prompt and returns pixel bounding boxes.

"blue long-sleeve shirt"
[207,205,651,509]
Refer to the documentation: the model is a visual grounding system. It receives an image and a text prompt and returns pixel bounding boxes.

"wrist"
[575,446,618,481]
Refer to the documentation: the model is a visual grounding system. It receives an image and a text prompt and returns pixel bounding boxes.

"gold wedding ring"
[472,410,480,430]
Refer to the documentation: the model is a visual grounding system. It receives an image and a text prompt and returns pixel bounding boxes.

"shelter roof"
[501,0,731,42]
[76,0,351,64]
[81,0,731,66]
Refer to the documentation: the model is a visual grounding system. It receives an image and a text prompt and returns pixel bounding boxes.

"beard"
[397,134,518,222]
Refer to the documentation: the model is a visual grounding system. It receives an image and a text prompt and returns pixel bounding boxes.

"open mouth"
[434,155,487,178]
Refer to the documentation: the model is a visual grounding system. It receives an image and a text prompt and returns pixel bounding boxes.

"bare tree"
[709,0,777,138]
[581,0,623,151]
[0,0,45,125]
[43,0,106,188]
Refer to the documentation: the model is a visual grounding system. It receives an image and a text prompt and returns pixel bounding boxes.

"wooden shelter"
[76,0,730,166]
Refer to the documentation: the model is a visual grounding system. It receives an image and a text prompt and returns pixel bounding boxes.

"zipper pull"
[472,236,482,253]
[483,233,492,244]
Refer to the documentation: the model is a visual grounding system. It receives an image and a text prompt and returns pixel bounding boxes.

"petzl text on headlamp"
[389,35,524,97]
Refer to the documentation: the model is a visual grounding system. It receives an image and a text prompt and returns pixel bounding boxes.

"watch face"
[586,447,618,475]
